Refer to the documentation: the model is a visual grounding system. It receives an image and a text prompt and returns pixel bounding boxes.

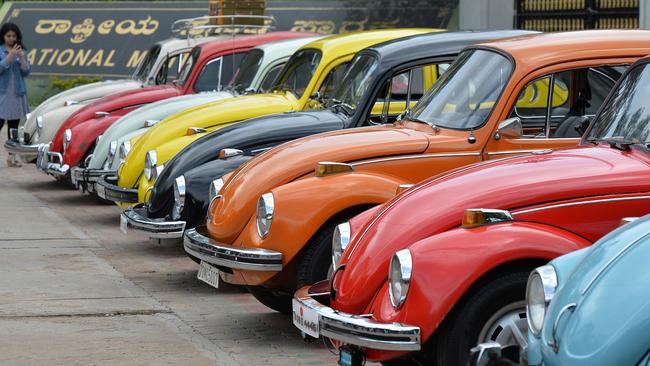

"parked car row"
[10,23,650,365]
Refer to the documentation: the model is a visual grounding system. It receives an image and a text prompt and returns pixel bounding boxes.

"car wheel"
[296,223,336,288]
[247,286,292,314]
[428,271,528,366]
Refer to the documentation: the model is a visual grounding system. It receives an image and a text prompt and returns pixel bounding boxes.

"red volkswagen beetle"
[36,31,311,180]
[293,56,650,365]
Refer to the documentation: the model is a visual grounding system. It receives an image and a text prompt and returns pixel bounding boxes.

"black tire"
[426,271,529,366]
[296,223,336,288]
[247,286,292,314]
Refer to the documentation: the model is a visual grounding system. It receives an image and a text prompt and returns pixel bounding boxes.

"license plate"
[119,214,128,234]
[197,261,220,289]
[96,183,106,199]
[292,298,319,338]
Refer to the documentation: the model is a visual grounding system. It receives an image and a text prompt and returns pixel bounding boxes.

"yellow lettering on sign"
[35,19,71,35]
[98,20,115,35]
[127,50,147,68]
[70,18,95,44]
[135,16,159,35]
[104,50,116,67]
[48,49,60,66]
[57,49,75,66]
[26,48,36,65]
[115,19,136,35]
[72,49,92,67]
[39,49,53,65]
[86,50,104,67]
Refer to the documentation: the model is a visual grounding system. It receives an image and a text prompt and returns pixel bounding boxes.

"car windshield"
[132,44,161,82]
[176,46,201,86]
[409,49,513,130]
[587,63,650,145]
[327,53,379,113]
[229,49,264,94]
[271,49,322,98]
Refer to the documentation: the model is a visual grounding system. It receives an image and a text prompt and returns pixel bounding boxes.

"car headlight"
[144,150,157,181]
[256,192,274,238]
[119,141,131,162]
[389,249,412,309]
[172,175,186,221]
[36,116,44,130]
[208,178,224,203]
[331,222,351,270]
[63,129,72,152]
[104,140,118,170]
[526,265,558,336]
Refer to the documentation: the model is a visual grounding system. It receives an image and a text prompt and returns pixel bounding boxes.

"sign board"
[0,1,457,78]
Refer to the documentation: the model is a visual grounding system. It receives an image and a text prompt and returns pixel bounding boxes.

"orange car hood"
[208,125,430,242]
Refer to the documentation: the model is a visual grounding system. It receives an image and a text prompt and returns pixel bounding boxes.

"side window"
[219,52,246,87]
[318,62,349,101]
[164,53,185,81]
[259,64,284,93]
[194,58,223,92]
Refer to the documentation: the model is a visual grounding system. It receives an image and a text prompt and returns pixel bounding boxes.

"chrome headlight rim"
[144,150,157,181]
[119,141,132,162]
[256,192,274,239]
[63,128,72,152]
[172,175,186,221]
[526,264,558,336]
[105,140,118,169]
[388,249,413,309]
[208,178,225,203]
[331,222,351,270]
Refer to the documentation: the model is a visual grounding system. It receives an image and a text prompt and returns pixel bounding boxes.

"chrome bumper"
[95,175,138,203]
[121,204,186,238]
[36,144,69,176]
[4,139,40,157]
[183,226,283,271]
[293,286,421,351]
[70,166,116,192]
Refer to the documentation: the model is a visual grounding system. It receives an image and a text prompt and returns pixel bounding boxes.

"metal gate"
[516,0,639,31]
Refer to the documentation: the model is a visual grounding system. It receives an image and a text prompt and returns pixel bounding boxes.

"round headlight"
[63,129,72,151]
[526,265,557,336]
[208,178,224,202]
[388,249,412,309]
[119,141,131,161]
[332,222,351,270]
[172,175,186,221]
[256,192,274,238]
[144,150,157,181]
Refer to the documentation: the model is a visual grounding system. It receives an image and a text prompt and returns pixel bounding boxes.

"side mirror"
[310,91,321,101]
[494,117,522,140]
[243,87,256,94]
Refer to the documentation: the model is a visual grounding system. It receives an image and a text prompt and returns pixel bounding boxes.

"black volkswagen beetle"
[119,30,535,242]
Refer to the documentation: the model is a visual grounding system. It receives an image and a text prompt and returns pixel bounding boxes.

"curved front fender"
[64,115,121,167]
[365,221,592,352]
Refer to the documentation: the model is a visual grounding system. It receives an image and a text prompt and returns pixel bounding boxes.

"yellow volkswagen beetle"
[95,29,436,207]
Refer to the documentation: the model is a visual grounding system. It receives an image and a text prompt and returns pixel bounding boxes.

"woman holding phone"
[0,22,30,167]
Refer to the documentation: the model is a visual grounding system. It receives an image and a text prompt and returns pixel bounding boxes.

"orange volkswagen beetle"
[184,30,650,312]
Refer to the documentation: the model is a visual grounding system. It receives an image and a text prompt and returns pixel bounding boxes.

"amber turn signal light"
[186,127,208,136]
[619,217,638,227]
[315,162,354,177]
[461,208,513,229]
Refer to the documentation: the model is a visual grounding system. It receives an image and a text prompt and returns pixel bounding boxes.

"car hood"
[88,91,233,169]
[334,145,650,313]
[207,124,431,243]
[118,92,299,188]
[538,215,650,365]
[147,109,347,217]
[51,85,182,152]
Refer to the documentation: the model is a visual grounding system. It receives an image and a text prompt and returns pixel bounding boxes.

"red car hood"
[333,144,650,313]
[207,125,430,242]
[51,85,181,151]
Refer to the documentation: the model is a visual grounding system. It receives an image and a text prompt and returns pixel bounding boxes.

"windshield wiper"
[594,137,636,151]
[401,109,433,126]
[328,98,354,116]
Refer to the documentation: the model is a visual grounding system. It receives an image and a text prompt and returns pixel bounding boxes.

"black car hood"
[147,108,347,217]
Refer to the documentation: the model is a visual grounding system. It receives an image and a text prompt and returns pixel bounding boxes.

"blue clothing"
[0,46,30,120]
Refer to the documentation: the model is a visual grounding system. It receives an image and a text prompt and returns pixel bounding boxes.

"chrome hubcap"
[478,300,528,350]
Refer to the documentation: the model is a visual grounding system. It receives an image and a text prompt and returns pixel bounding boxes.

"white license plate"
[96,183,106,199]
[292,298,319,338]
[119,214,128,234]
[197,261,220,289]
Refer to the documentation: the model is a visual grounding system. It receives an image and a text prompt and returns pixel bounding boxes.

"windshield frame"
[132,44,162,83]
[270,48,322,99]
[229,49,264,94]
[176,46,202,87]
[327,51,380,115]
[583,58,650,152]
[408,47,515,131]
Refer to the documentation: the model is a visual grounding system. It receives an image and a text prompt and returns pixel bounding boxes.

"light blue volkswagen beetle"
[472,214,650,365]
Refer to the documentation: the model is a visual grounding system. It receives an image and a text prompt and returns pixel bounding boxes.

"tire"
[247,286,292,314]
[426,271,529,366]
[296,223,336,288]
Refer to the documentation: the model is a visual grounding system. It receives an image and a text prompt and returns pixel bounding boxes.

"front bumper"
[120,203,186,238]
[293,285,421,351]
[183,226,283,271]
[36,144,69,176]
[469,342,520,365]
[4,139,41,158]
[70,166,116,192]
[95,174,138,203]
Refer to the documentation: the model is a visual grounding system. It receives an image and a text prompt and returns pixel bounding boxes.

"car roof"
[254,35,324,53]
[197,31,314,56]
[302,28,438,56]
[479,30,650,67]
[362,30,538,67]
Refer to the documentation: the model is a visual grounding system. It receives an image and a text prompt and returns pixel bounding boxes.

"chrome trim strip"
[486,149,542,156]
[514,195,650,216]
[294,286,421,351]
[121,204,186,239]
[183,227,283,271]
[548,303,576,353]
[352,152,481,166]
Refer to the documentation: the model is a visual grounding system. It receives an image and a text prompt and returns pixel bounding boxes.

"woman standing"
[0,22,30,167]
